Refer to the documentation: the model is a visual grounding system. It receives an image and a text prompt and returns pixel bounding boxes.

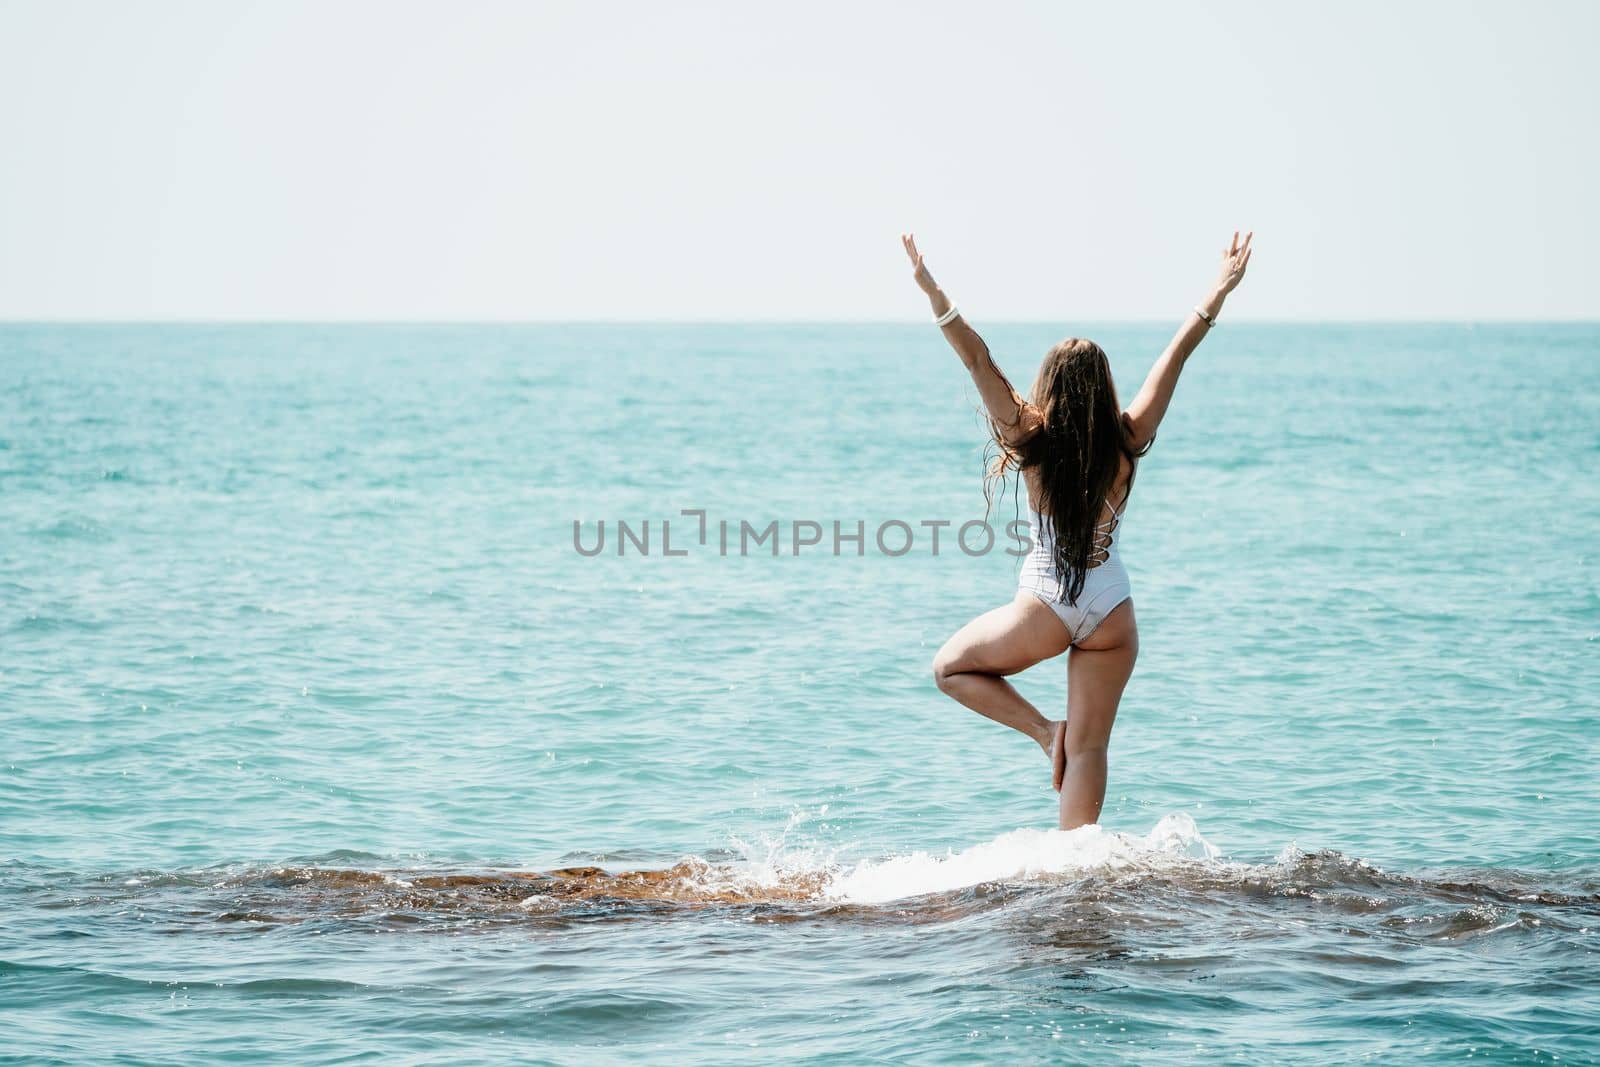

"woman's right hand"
[1215,230,1253,294]
[901,232,938,294]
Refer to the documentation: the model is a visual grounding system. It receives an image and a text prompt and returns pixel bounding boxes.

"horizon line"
[2,317,1598,327]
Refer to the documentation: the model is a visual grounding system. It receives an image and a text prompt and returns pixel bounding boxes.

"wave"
[8,815,1597,934]
[817,813,1220,904]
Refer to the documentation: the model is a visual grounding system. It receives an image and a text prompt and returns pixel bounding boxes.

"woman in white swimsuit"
[906,230,1254,830]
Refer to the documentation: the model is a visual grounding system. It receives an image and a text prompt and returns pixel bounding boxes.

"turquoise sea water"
[2,322,1597,1063]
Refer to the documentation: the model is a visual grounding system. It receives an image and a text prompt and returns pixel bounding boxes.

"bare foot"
[1034,720,1059,758]
[1039,720,1067,789]
[1051,719,1067,793]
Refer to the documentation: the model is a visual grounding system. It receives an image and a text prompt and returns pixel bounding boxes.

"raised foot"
[1043,719,1067,792]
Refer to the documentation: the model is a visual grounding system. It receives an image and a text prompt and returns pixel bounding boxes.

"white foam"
[683,811,1222,906]
[820,813,1220,905]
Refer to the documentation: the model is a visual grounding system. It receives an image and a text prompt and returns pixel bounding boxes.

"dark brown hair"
[983,338,1151,602]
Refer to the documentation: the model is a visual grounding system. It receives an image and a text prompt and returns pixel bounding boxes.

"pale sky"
[1,0,1596,321]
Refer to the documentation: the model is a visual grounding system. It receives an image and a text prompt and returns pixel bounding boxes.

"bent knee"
[932,649,959,692]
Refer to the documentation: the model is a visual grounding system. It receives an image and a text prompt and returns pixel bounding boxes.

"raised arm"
[1123,230,1253,452]
[901,233,1038,444]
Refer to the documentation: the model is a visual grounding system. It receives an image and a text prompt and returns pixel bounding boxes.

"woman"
[905,230,1253,830]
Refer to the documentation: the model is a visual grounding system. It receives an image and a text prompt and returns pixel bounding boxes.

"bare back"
[1023,451,1134,525]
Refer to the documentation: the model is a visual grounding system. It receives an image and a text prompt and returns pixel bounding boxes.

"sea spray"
[822,812,1222,904]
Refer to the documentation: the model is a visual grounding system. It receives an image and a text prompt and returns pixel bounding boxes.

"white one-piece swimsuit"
[1017,501,1131,645]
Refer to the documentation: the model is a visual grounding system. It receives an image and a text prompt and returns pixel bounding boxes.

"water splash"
[819,812,1220,904]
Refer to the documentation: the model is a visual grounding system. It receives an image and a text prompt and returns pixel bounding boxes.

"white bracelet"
[934,305,961,327]
[1192,305,1216,327]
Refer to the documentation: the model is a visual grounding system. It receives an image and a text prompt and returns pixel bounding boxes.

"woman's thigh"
[934,590,1073,678]
[1065,598,1139,750]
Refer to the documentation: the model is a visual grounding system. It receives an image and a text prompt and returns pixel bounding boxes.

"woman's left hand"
[901,233,938,295]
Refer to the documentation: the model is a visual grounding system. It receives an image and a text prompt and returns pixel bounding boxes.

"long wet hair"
[982,338,1151,603]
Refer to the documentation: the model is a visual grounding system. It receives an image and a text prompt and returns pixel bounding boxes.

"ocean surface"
[2,322,1597,1064]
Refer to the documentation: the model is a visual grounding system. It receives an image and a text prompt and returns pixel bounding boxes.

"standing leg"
[1055,598,1139,829]
[933,590,1073,760]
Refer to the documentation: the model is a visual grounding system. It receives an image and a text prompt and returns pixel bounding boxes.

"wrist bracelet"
[1192,305,1216,327]
[934,305,961,327]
